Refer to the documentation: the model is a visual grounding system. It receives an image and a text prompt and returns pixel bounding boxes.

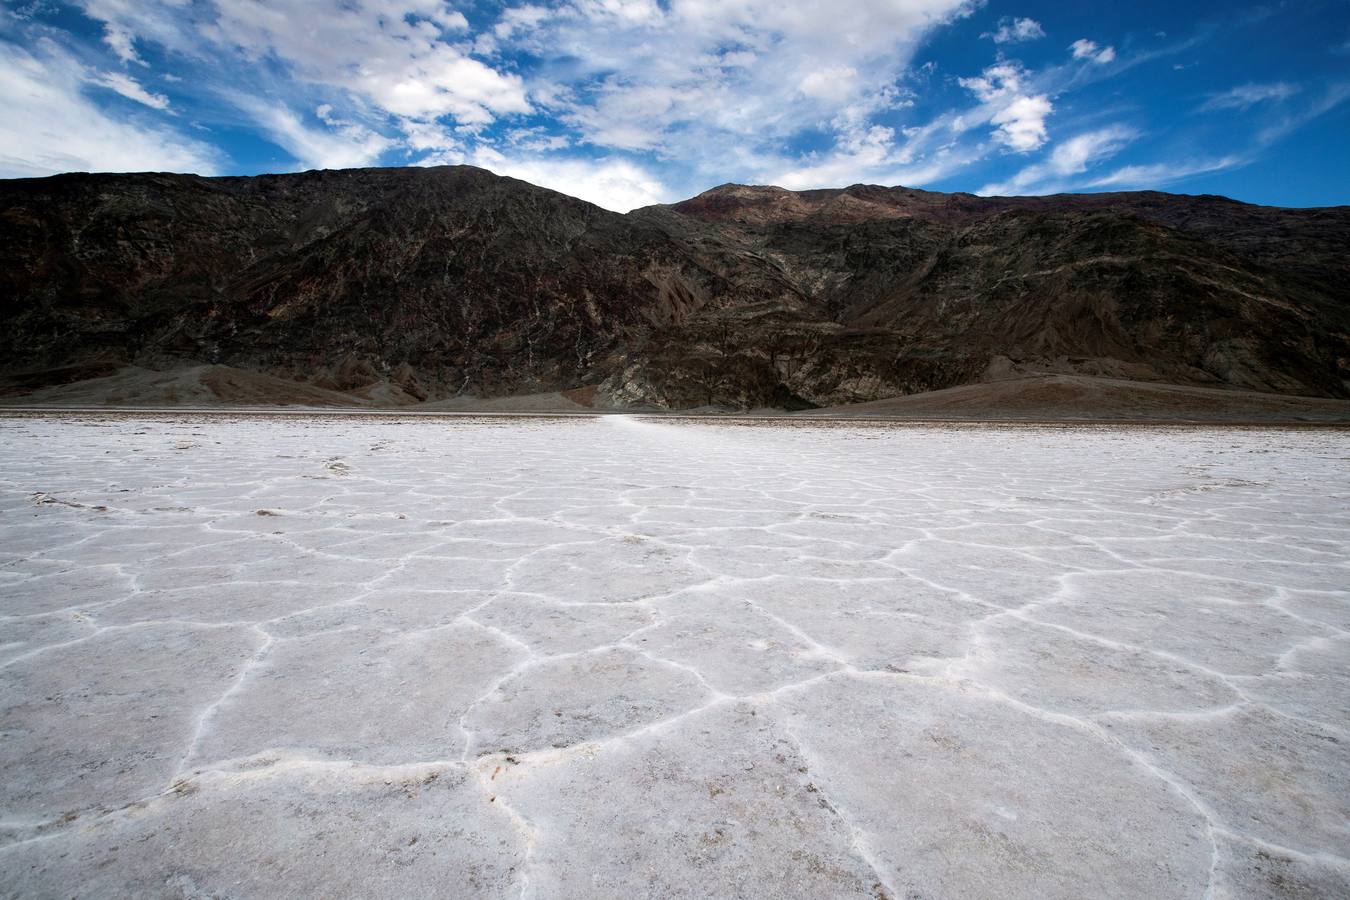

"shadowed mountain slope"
[2,166,1347,409]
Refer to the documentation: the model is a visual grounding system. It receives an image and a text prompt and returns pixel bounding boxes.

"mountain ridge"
[2,164,1347,410]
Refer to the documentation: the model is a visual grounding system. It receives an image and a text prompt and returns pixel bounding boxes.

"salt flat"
[0,413,1347,899]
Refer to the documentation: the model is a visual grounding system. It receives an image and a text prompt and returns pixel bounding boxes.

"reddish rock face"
[1,165,1347,408]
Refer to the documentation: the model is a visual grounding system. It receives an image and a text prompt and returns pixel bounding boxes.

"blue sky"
[1,0,1347,211]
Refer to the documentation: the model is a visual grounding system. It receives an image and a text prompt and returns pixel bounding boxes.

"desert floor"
[1,413,1347,898]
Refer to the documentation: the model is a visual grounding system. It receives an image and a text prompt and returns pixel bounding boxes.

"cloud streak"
[980,124,1136,194]
[90,71,171,110]
[0,40,219,178]
[988,17,1045,44]
[1201,82,1300,111]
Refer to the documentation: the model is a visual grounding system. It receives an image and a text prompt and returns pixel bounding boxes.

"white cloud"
[61,0,540,173]
[771,143,979,193]
[76,0,529,129]
[30,0,1231,201]
[49,0,1013,195]
[773,123,895,190]
[400,119,463,155]
[74,1,200,58]
[232,97,393,170]
[960,63,1053,152]
[771,49,1073,191]
[980,124,1135,194]
[461,149,672,212]
[101,23,140,64]
[1050,126,1135,172]
[987,17,1045,44]
[798,66,860,102]
[496,0,975,169]
[90,71,170,110]
[206,0,527,126]
[977,81,1346,198]
[1085,156,1243,189]
[500,127,572,153]
[0,41,219,177]
[763,100,990,192]
[498,4,553,38]
[1070,39,1116,64]
[1201,82,1300,111]
[991,94,1053,151]
[1254,82,1350,145]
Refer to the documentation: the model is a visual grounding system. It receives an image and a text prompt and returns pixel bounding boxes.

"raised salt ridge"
[0,414,1346,897]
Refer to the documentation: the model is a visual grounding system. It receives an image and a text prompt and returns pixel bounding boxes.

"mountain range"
[2,165,1347,412]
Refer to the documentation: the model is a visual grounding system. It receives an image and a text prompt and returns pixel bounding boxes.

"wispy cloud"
[1200,82,1300,111]
[1254,82,1350,144]
[101,23,141,65]
[986,17,1045,44]
[231,97,394,170]
[1085,156,1244,190]
[1070,39,1116,64]
[502,0,976,163]
[204,0,528,128]
[0,40,219,178]
[54,0,979,200]
[980,124,1136,194]
[90,71,170,110]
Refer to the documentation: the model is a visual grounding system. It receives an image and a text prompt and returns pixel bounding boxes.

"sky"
[1,1,1347,212]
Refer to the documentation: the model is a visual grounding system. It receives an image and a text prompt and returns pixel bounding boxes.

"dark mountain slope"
[2,168,692,395]
[669,182,1350,293]
[652,184,1350,403]
[2,166,1346,408]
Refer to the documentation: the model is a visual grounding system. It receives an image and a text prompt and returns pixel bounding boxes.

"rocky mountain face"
[2,166,1346,408]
